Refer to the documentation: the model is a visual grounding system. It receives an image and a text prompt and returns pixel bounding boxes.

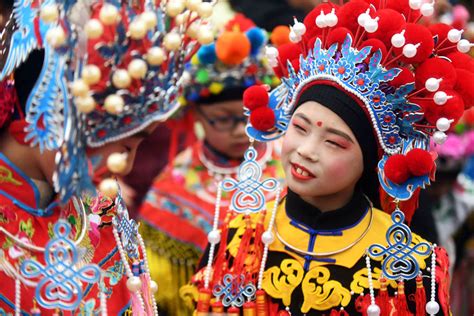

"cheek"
[323,152,363,181]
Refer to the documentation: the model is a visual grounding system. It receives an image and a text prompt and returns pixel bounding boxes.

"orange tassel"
[212,214,231,287]
[256,289,268,316]
[355,293,371,316]
[212,301,225,314]
[227,306,241,316]
[196,288,212,313]
[244,301,257,316]
[396,281,413,316]
[435,247,451,315]
[414,275,426,316]
[376,277,390,316]
[232,215,253,276]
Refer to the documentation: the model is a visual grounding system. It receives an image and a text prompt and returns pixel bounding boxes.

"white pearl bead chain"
[204,181,223,289]
[426,244,440,315]
[15,278,21,316]
[137,233,159,316]
[365,254,381,316]
[100,287,108,316]
[257,185,281,289]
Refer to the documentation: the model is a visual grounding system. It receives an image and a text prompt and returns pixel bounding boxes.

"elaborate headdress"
[0,0,215,202]
[242,0,474,221]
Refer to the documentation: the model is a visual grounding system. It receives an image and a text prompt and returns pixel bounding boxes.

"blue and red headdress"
[242,0,474,221]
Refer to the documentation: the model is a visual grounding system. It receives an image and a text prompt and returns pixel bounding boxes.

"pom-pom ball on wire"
[418,90,465,125]
[446,52,474,72]
[453,69,474,109]
[367,9,406,48]
[406,149,434,176]
[393,23,434,64]
[273,43,302,78]
[414,57,457,91]
[337,0,374,34]
[270,26,291,47]
[327,27,354,47]
[386,0,421,22]
[428,23,456,54]
[243,86,269,110]
[215,30,251,65]
[384,154,411,184]
[303,3,337,41]
[250,107,275,131]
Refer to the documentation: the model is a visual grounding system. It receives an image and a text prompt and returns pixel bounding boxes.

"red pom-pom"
[360,38,387,62]
[337,0,374,34]
[418,90,465,125]
[446,52,474,72]
[393,23,435,64]
[428,23,455,54]
[274,43,302,77]
[454,69,474,109]
[463,107,474,125]
[303,3,337,41]
[368,9,406,48]
[243,86,268,110]
[327,27,353,47]
[406,149,434,176]
[384,154,410,184]
[250,107,275,131]
[415,57,457,90]
[389,67,415,87]
[386,0,421,23]
[225,13,256,32]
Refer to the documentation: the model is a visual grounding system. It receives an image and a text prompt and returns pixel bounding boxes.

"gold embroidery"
[350,267,398,294]
[262,259,304,306]
[0,166,22,186]
[301,266,351,313]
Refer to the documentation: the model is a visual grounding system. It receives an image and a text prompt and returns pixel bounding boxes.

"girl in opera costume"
[139,14,287,315]
[184,0,474,315]
[0,0,213,314]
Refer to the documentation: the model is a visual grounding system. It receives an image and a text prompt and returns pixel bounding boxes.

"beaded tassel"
[211,301,225,314]
[228,306,240,316]
[376,277,390,316]
[196,288,212,314]
[425,246,441,315]
[244,301,257,316]
[414,275,426,316]
[256,289,268,316]
[365,255,381,316]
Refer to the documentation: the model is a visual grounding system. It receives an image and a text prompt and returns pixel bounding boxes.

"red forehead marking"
[316,121,323,127]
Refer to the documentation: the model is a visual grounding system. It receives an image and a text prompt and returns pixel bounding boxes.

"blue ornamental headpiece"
[0,0,215,202]
[241,1,473,208]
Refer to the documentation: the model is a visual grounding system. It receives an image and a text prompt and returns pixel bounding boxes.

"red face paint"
[316,121,323,127]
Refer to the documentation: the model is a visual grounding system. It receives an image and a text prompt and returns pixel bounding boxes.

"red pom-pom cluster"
[384,149,434,184]
[243,85,275,131]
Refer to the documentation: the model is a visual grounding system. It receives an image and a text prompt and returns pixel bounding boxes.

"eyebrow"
[294,113,354,143]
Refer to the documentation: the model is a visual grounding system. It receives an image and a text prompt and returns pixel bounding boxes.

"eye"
[326,140,343,148]
[292,121,306,132]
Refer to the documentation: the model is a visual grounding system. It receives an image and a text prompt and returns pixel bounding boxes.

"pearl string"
[425,244,440,315]
[257,185,281,289]
[137,233,159,316]
[365,254,381,316]
[100,286,107,316]
[15,278,21,316]
[204,181,223,289]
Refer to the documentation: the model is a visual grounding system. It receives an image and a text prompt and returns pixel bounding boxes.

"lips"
[290,162,316,181]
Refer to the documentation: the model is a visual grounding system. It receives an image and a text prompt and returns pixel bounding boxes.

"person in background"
[138,15,287,315]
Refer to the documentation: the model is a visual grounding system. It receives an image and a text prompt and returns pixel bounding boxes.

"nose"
[231,118,247,138]
[296,141,319,162]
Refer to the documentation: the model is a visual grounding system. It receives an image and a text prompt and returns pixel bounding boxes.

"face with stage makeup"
[281,101,364,211]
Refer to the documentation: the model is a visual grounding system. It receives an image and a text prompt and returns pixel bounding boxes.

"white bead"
[433,131,448,144]
[40,4,59,23]
[104,94,125,114]
[289,30,301,43]
[409,0,422,10]
[367,304,381,316]
[71,79,89,97]
[45,26,66,48]
[447,29,463,43]
[85,19,104,39]
[99,178,119,198]
[163,33,182,51]
[128,59,148,79]
[457,39,473,53]
[425,301,440,315]
[107,152,128,174]
[99,4,119,25]
[197,2,213,18]
[391,32,406,48]
[420,3,434,17]
[140,11,158,30]
[126,276,142,292]
[128,20,147,40]
[112,69,132,89]
[402,43,419,58]
[364,18,379,33]
[197,26,213,45]
[75,96,96,114]
[265,46,279,59]
[167,1,185,17]
[187,0,202,11]
[315,11,327,28]
[425,78,441,92]
[207,230,221,244]
[434,91,449,105]
[150,280,158,294]
[261,231,274,245]
[268,59,278,67]
[82,65,101,85]
[358,10,371,27]
[147,47,166,66]
[325,9,338,27]
[436,117,452,132]
[292,21,306,36]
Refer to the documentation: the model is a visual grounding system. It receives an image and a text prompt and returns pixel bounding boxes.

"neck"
[299,184,356,212]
